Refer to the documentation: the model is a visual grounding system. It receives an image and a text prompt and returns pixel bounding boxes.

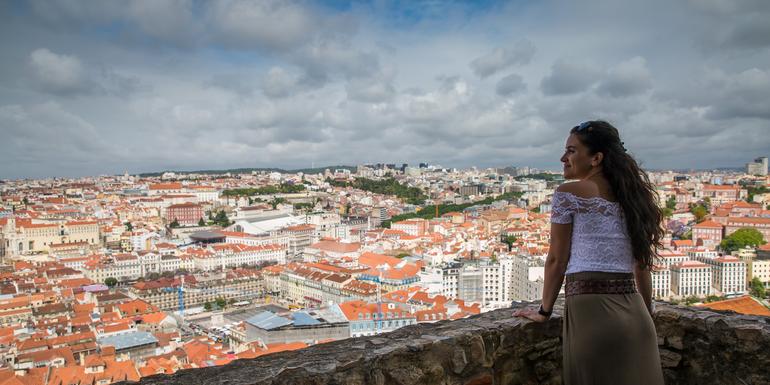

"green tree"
[124,222,133,232]
[22,197,29,206]
[689,204,708,223]
[213,210,230,227]
[215,297,227,309]
[198,217,206,226]
[104,277,118,288]
[382,191,524,227]
[749,277,766,298]
[169,219,180,228]
[720,228,766,253]
[502,235,517,251]
[746,186,768,203]
[269,197,286,210]
[662,208,674,218]
[666,195,677,210]
[204,302,212,312]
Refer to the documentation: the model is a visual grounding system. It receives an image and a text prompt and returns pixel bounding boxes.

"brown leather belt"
[565,278,637,297]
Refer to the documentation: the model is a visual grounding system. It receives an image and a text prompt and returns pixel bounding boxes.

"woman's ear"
[592,152,604,167]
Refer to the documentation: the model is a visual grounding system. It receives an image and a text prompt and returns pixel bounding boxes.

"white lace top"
[550,191,635,274]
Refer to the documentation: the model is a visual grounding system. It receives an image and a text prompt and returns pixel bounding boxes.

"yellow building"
[1,218,100,256]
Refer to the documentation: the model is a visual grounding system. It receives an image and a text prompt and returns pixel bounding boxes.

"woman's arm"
[634,263,653,315]
[513,221,572,321]
[541,222,572,312]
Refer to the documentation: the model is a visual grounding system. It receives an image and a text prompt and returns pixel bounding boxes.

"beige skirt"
[563,272,664,385]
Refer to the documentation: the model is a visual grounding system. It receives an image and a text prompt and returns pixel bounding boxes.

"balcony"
[118,302,769,385]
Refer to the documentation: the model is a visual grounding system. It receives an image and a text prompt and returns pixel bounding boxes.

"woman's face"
[560,134,599,180]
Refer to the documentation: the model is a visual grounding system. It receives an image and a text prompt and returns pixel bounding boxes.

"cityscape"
[2,0,770,384]
[0,158,768,384]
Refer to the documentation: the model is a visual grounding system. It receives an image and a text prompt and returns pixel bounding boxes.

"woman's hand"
[512,306,549,323]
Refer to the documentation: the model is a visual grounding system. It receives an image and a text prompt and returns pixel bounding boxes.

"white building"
[671,261,712,297]
[190,243,286,271]
[509,254,545,301]
[651,266,671,299]
[658,251,689,268]
[709,256,747,296]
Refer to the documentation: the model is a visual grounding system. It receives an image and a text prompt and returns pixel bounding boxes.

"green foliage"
[212,210,231,227]
[293,202,314,211]
[720,228,766,253]
[327,177,428,205]
[221,183,306,197]
[104,277,118,288]
[680,230,692,240]
[689,204,708,223]
[662,207,674,218]
[169,219,180,228]
[502,235,517,251]
[684,295,701,305]
[750,277,767,298]
[203,302,212,312]
[146,272,161,281]
[382,191,524,227]
[124,222,133,232]
[269,197,286,209]
[395,252,411,259]
[215,297,227,309]
[666,195,677,210]
[514,173,563,182]
[705,294,724,303]
[198,217,206,226]
[746,186,768,203]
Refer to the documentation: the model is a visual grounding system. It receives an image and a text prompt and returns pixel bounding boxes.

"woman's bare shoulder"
[555,180,599,199]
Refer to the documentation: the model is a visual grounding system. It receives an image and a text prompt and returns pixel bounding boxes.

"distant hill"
[138,165,357,177]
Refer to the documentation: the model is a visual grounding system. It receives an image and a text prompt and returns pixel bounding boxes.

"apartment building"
[671,261,712,297]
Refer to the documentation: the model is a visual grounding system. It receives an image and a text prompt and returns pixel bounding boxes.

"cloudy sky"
[1,0,769,179]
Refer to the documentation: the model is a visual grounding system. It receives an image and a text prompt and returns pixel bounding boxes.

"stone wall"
[119,302,770,385]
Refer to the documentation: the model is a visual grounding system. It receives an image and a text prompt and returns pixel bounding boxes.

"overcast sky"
[1,0,769,179]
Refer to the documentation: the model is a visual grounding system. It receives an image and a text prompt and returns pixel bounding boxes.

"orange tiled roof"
[699,295,770,317]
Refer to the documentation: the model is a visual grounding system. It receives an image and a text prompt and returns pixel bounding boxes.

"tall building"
[710,256,747,296]
[671,261,712,297]
[746,156,768,176]
[651,266,671,299]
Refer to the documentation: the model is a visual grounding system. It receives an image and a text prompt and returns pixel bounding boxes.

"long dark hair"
[570,120,663,269]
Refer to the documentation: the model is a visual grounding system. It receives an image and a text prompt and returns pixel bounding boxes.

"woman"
[513,120,665,385]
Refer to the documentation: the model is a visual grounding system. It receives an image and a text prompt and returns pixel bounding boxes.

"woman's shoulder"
[555,180,599,199]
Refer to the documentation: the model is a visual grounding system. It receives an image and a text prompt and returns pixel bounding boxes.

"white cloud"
[541,59,601,96]
[28,48,86,94]
[496,73,526,96]
[597,57,653,97]
[470,40,536,78]
[2,0,770,178]
[207,0,320,51]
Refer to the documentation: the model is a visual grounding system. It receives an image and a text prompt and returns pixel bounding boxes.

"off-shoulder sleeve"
[550,191,577,224]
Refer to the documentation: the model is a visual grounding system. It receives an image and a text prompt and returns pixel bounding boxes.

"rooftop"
[98,331,158,351]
